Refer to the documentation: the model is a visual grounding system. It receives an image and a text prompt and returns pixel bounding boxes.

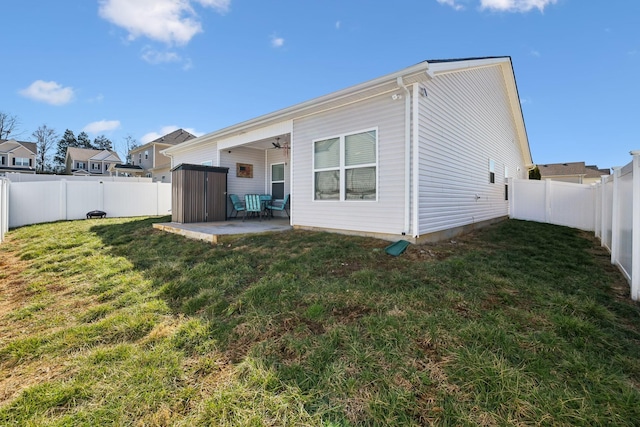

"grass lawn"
[0,216,639,426]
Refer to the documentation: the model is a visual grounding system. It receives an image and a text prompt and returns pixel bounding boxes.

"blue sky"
[3,0,639,169]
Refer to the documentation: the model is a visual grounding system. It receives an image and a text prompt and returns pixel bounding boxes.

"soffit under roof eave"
[164,67,434,155]
[164,57,517,156]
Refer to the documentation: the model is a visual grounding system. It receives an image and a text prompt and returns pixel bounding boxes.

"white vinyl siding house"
[416,65,529,237]
[163,57,532,242]
[0,140,37,174]
[294,94,406,235]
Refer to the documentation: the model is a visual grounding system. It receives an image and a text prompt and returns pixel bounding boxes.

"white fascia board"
[164,63,438,155]
[164,57,520,157]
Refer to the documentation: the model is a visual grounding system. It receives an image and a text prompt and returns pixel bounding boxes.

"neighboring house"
[0,139,37,174]
[128,129,196,182]
[538,162,610,185]
[65,147,121,175]
[163,56,533,243]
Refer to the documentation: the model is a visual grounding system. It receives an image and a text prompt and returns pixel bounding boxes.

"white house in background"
[163,56,534,243]
[65,147,121,175]
[128,129,196,182]
[0,139,37,174]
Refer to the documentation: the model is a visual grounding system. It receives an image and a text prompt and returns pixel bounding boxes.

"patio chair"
[229,194,245,218]
[266,194,290,218]
[243,194,263,221]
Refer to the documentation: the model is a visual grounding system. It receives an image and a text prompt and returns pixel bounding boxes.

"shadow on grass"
[87,217,640,425]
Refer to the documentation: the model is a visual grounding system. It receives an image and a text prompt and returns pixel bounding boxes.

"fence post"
[611,167,621,267]
[544,179,551,224]
[508,177,514,219]
[631,151,640,301]
[60,179,67,221]
[0,178,8,243]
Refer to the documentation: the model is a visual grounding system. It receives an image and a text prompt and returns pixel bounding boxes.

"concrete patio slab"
[153,218,292,243]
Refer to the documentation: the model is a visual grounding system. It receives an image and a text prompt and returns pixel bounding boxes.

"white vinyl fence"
[510,151,640,301]
[0,178,8,243]
[8,180,171,229]
[509,179,596,231]
[4,172,152,183]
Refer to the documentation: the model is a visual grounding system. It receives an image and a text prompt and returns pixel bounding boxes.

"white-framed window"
[489,159,496,184]
[1,156,6,165]
[313,128,377,201]
[138,153,142,162]
[92,163,100,170]
[14,157,30,167]
[76,161,86,169]
[201,160,213,166]
[271,163,285,199]
[144,150,149,160]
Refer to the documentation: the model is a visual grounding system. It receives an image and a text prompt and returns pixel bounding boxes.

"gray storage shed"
[171,164,229,223]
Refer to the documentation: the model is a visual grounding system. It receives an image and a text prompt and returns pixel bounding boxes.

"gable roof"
[0,139,37,155]
[539,162,610,179]
[131,129,197,154]
[163,57,532,166]
[66,147,121,163]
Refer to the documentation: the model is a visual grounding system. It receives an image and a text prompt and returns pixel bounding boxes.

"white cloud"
[270,34,284,48]
[98,0,230,46]
[19,80,74,106]
[436,0,557,12]
[436,0,465,11]
[335,20,341,29]
[83,120,121,134]
[530,49,541,57]
[141,47,182,64]
[480,0,557,13]
[141,125,203,143]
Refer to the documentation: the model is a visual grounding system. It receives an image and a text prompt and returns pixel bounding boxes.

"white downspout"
[397,77,411,236]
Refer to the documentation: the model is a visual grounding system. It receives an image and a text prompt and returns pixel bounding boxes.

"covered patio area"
[153,217,292,243]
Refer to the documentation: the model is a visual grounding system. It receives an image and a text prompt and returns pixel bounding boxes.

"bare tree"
[0,111,20,140]
[122,134,140,163]
[32,125,59,172]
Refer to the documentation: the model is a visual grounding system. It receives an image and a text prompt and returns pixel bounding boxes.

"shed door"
[205,170,227,221]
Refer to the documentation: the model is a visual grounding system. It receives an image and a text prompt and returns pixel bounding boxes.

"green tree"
[93,135,113,150]
[529,166,541,180]
[54,129,77,170]
[77,131,94,149]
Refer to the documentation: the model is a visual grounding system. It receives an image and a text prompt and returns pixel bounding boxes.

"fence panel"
[0,178,8,243]
[548,182,595,231]
[9,182,63,228]
[615,166,634,280]
[510,179,595,231]
[8,180,171,228]
[510,179,547,223]
[600,176,614,251]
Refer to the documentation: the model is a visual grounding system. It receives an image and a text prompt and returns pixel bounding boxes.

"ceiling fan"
[272,137,282,149]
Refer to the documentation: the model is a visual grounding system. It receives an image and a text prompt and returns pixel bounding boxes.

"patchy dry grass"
[0,216,639,426]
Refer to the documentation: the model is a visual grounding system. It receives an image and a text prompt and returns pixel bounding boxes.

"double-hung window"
[14,157,30,167]
[314,129,377,201]
[77,161,85,169]
[271,163,285,199]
